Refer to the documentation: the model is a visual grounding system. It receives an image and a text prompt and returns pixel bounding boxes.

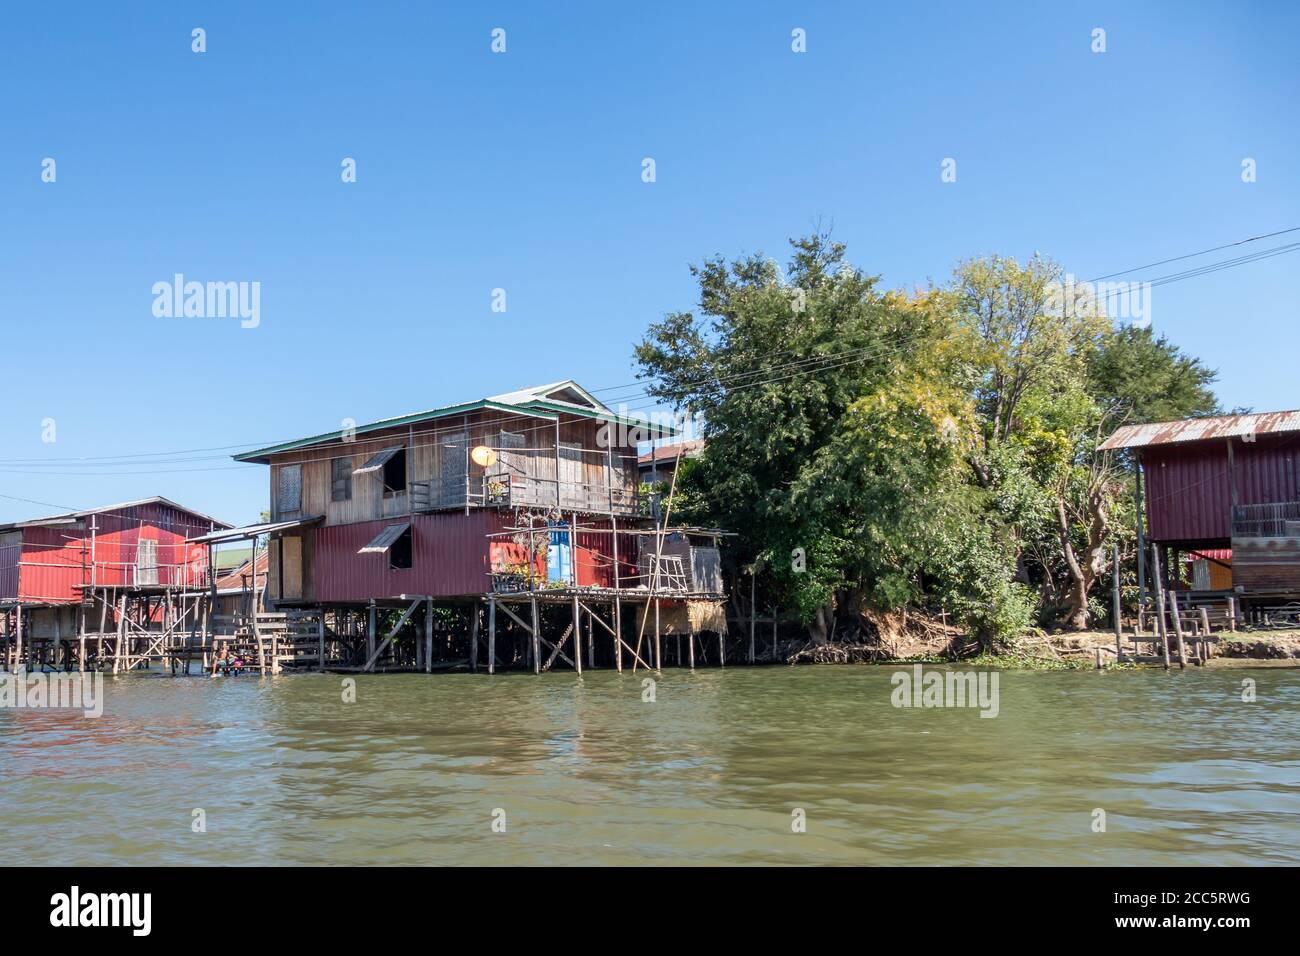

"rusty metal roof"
[1099,410,1300,451]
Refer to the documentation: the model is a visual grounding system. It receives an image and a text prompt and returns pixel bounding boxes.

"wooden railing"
[412,474,638,515]
[1232,501,1300,538]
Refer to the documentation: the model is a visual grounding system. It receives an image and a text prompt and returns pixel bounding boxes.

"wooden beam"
[363,599,421,672]
[468,601,479,672]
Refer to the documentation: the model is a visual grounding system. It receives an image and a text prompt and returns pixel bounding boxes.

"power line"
[1086,225,1300,282]
[2,227,1295,483]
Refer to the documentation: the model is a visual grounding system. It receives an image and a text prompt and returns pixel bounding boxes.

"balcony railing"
[412,473,638,515]
[1231,501,1300,538]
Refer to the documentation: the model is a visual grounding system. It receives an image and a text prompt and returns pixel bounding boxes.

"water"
[2,666,1298,865]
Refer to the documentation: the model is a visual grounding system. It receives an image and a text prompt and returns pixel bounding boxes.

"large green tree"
[638,237,1222,643]
[636,234,974,642]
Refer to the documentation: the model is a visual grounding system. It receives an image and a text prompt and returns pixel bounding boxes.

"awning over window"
[354,446,403,476]
[359,522,410,555]
[191,516,321,544]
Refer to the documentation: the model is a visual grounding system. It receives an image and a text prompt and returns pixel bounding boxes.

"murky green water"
[2,665,1298,865]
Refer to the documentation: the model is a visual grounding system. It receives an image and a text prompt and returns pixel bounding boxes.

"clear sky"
[1,1,1296,526]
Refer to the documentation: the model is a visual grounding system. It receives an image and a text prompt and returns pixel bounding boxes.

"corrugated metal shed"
[1100,410,1300,450]
[1143,432,1300,543]
[1,500,222,603]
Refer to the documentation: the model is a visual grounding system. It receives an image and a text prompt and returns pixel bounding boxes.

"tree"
[953,254,1220,628]
[635,234,973,642]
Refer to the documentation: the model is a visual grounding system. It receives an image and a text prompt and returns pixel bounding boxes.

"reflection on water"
[2,666,1298,865]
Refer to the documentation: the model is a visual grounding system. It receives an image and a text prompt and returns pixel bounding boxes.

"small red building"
[1101,410,1300,596]
[0,497,226,604]
[0,497,230,658]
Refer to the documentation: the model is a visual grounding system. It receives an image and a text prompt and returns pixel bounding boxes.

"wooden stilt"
[586,606,595,668]
[487,598,497,675]
[749,571,756,664]
[1111,543,1123,663]
[571,596,582,675]
[1151,545,1171,670]
[97,588,108,668]
[113,595,126,674]
[468,601,478,673]
[654,597,661,671]
[613,597,623,672]
[1168,588,1188,669]
[530,596,540,675]
[367,600,377,666]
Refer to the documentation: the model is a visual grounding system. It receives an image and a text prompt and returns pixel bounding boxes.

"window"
[389,526,413,570]
[383,447,407,496]
[354,446,407,497]
[135,538,158,586]
[358,522,412,571]
[277,464,302,514]
[331,457,352,501]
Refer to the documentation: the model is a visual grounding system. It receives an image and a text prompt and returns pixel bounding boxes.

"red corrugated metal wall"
[1145,434,1300,543]
[12,502,216,603]
[313,513,647,600]
[575,521,638,588]
[314,511,502,601]
[0,532,24,600]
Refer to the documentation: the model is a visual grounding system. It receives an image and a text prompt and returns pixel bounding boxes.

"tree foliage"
[636,235,1220,644]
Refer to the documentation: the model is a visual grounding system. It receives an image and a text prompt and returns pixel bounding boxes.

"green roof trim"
[516,400,680,437]
[233,395,679,464]
[233,400,552,463]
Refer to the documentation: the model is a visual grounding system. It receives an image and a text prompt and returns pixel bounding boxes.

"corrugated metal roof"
[488,381,607,412]
[638,439,705,466]
[214,550,269,593]
[192,516,321,544]
[0,496,232,532]
[359,522,411,554]
[232,381,679,464]
[1100,410,1300,451]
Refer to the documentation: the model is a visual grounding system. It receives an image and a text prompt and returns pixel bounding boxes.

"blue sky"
[1,1,1296,525]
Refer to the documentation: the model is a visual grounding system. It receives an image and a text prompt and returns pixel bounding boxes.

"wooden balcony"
[411,473,639,516]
